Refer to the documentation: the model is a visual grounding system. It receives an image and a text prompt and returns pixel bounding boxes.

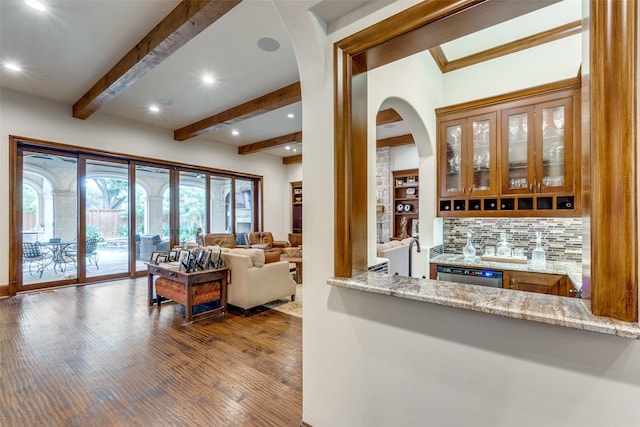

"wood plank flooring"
[0,278,302,426]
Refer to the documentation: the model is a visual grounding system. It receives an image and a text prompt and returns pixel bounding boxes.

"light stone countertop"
[328,272,640,339]
[429,254,583,290]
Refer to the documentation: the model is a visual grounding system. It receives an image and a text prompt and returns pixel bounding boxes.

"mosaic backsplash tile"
[443,218,583,263]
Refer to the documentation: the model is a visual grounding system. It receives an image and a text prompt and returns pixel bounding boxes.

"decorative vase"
[463,229,476,261]
[531,231,546,268]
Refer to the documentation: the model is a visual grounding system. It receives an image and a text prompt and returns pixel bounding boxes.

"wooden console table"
[147,262,228,324]
[282,256,302,284]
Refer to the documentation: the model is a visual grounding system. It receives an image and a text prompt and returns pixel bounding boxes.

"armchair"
[246,232,290,251]
[221,248,296,315]
[139,234,170,261]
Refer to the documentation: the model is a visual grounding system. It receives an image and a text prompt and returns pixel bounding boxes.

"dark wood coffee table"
[147,262,228,324]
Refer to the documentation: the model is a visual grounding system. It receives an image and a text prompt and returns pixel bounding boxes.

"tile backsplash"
[443,218,582,263]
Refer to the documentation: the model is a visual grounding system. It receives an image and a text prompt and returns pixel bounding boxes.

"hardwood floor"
[0,278,302,426]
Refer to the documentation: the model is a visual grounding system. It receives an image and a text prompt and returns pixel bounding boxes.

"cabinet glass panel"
[541,106,565,189]
[507,113,529,190]
[471,119,491,191]
[445,124,462,193]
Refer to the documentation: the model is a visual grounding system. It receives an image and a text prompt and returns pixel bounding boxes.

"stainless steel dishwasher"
[436,265,503,288]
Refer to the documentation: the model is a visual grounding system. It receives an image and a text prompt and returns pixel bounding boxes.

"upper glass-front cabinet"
[439,113,497,199]
[502,98,573,195]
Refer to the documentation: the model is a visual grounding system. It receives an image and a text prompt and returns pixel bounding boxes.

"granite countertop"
[328,273,640,339]
[429,254,583,290]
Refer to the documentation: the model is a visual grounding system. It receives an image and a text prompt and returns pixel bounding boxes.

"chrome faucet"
[408,237,421,277]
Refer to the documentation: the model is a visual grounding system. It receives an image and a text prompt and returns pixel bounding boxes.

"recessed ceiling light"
[293,148,297,152]
[257,37,280,52]
[287,113,295,119]
[149,105,160,113]
[232,130,239,136]
[25,0,46,11]
[202,74,214,84]
[4,63,22,72]
[285,146,291,150]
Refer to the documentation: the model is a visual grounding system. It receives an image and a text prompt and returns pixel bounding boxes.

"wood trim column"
[589,0,638,321]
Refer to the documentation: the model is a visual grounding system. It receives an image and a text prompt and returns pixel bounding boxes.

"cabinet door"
[505,271,562,295]
[535,97,574,193]
[440,119,465,197]
[468,113,497,197]
[502,106,535,194]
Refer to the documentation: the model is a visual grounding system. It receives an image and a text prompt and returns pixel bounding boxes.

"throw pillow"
[264,251,281,264]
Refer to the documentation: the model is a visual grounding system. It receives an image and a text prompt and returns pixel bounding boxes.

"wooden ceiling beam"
[238,131,302,155]
[72,0,241,120]
[376,108,403,126]
[376,134,414,149]
[283,154,302,165]
[175,81,302,141]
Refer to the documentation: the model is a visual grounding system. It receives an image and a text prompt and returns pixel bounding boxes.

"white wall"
[0,88,291,285]
[274,1,640,426]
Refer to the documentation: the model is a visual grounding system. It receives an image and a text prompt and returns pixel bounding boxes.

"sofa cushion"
[264,251,281,264]
[229,248,265,267]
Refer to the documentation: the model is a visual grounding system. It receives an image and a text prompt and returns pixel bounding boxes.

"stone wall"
[376,147,391,243]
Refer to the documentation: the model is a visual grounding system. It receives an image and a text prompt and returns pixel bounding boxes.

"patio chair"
[22,242,52,278]
[63,237,100,269]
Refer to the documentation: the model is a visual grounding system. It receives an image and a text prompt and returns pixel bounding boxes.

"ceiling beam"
[376,108,403,126]
[428,46,448,73]
[283,154,302,165]
[175,81,302,141]
[238,131,302,155]
[376,134,414,149]
[72,0,241,120]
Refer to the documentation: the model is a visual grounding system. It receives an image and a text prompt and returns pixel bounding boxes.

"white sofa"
[376,238,414,276]
[218,248,296,314]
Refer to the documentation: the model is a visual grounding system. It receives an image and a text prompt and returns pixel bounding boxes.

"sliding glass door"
[85,159,130,278]
[20,149,78,288]
[179,171,207,244]
[135,165,171,270]
[12,138,262,293]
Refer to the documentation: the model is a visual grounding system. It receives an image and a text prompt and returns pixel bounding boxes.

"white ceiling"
[1,0,580,159]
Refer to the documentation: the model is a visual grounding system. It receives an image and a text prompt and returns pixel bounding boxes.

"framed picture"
[177,250,190,270]
[199,249,211,269]
[169,250,180,262]
[407,176,416,184]
[396,178,404,186]
[411,219,419,237]
[150,250,166,264]
[156,254,169,265]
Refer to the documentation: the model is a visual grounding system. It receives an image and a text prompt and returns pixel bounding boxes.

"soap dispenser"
[531,231,547,268]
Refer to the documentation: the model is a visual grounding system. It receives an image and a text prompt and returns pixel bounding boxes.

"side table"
[147,262,228,324]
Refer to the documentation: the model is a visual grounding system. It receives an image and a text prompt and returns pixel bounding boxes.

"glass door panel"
[135,165,170,269]
[179,171,206,244]
[443,123,463,195]
[235,179,254,241]
[502,107,534,194]
[469,113,496,195]
[20,150,78,289]
[85,159,129,278]
[210,176,232,233]
[537,98,573,193]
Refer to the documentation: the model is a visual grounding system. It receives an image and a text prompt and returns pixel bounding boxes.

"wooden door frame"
[333,0,637,321]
